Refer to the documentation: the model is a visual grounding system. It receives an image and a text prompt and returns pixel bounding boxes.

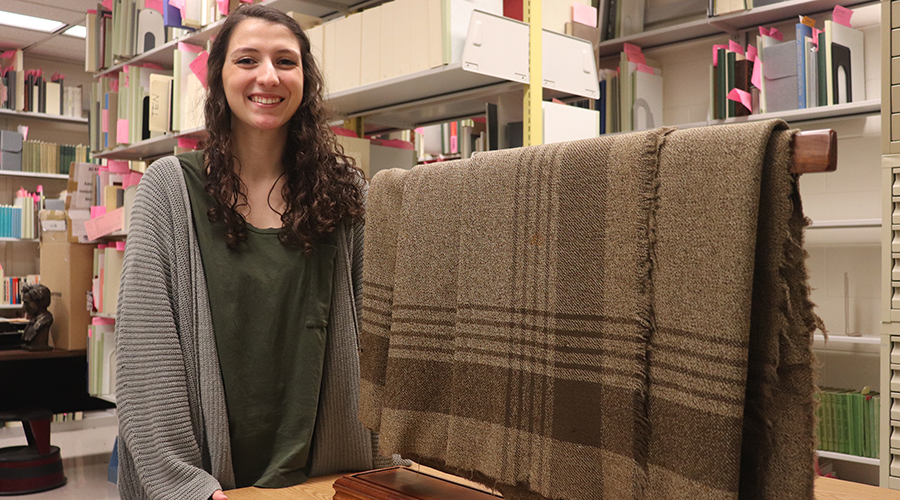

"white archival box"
[461,10,600,100]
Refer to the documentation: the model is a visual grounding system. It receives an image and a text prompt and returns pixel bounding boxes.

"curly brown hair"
[203,3,365,251]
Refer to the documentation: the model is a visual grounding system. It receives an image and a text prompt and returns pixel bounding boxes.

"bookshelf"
[596,0,873,57]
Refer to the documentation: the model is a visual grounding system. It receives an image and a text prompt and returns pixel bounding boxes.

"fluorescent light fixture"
[0,11,65,33]
[63,25,86,38]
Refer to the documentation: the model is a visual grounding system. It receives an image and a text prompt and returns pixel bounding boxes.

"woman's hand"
[211,490,228,500]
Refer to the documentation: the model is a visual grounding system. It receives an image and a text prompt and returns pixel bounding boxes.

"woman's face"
[222,18,304,132]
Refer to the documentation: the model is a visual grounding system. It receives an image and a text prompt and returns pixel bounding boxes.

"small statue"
[21,284,53,352]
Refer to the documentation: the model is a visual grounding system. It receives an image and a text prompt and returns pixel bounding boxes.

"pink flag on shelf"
[90,206,107,219]
[116,241,126,251]
[116,119,129,144]
[141,63,164,70]
[636,63,654,75]
[102,0,113,10]
[727,88,752,112]
[177,138,199,150]
[110,79,119,92]
[747,45,758,62]
[85,208,124,241]
[177,42,202,53]
[751,60,763,90]
[101,110,109,133]
[833,5,853,27]
[107,160,130,173]
[812,28,824,48]
[217,0,229,16]
[623,43,642,54]
[768,27,783,41]
[627,52,646,64]
[712,44,728,67]
[189,51,210,89]
[144,0,163,14]
[728,39,744,56]
[0,50,14,59]
[572,4,598,27]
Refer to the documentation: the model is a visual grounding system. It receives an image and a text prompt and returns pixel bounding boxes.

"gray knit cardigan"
[115,156,378,500]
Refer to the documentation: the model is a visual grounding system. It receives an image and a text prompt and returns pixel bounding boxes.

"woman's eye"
[278,59,298,66]
[236,58,255,65]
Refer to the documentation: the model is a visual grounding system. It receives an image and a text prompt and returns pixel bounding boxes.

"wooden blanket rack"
[792,129,837,174]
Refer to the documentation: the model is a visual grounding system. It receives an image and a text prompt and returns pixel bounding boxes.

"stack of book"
[0,273,40,305]
[21,141,90,175]
[0,49,84,117]
[710,10,866,118]
[815,387,880,459]
[596,44,663,134]
[87,317,116,398]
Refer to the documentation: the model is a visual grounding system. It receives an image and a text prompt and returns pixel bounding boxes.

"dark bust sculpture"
[21,284,53,352]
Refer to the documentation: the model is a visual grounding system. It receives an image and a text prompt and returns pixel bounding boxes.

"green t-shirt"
[179,151,335,488]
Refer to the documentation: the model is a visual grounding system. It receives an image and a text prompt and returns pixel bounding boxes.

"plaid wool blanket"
[359,120,818,500]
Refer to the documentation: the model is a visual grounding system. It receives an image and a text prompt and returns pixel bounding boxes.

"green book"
[817,30,827,107]
[716,48,726,120]
[726,51,736,118]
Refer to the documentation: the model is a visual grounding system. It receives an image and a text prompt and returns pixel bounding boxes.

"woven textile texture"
[359,120,817,500]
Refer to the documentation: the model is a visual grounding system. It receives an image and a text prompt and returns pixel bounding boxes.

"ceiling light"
[0,11,65,33]
[63,25,86,38]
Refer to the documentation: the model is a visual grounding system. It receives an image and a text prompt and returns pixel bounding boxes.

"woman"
[115,5,393,500]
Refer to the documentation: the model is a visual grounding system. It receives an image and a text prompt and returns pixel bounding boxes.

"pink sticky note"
[727,88,752,112]
[144,0,163,14]
[747,45,758,63]
[636,63,654,75]
[178,138,199,150]
[240,0,252,3]
[623,43,642,54]
[129,172,144,187]
[759,26,770,37]
[450,136,458,154]
[728,40,744,56]
[217,0,229,16]
[189,51,210,89]
[102,0,113,9]
[18,125,27,142]
[101,110,109,133]
[627,52,646,64]
[91,206,107,219]
[178,42,203,53]
[751,60,763,90]
[110,79,119,92]
[572,4,598,28]
[768,27,783,42]
[712,44,728,67]
[414,127,425,135]
[141,62,164,70]
[813,27,824,48]
[0,50,14,59]
[108,160,130,173]
[169,0,186,13]
[833,5,853,27]
[116,241,126,251]
[117,119,130,144]
[85,208,124,241]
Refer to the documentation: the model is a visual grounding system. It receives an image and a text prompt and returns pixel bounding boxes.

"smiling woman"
[113,4,393,500]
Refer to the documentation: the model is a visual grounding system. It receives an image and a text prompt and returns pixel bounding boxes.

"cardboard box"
[40,230,95,351]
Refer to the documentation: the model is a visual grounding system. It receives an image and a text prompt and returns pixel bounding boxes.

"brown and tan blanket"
[359,119,818,500]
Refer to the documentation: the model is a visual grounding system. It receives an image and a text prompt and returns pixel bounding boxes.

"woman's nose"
[257,61,279,87]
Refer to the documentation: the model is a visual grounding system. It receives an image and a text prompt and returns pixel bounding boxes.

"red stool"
[0,411,66,495]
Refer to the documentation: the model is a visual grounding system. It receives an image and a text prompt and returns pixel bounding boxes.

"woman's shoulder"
[175,149,205,174]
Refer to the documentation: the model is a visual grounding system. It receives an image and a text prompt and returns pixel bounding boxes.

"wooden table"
[0,348,114,413]
[226,468,900,500]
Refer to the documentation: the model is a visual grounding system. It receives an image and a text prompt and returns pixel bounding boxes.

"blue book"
[163,0,187,30]
[599,80,607,135]
[796,23,812,109]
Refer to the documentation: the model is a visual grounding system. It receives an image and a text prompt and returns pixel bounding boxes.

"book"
[795,23,812,109]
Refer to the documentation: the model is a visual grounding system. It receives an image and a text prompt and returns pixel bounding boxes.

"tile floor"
[0,411,120,499]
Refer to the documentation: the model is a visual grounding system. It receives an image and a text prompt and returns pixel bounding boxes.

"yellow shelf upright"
[524,0,542,146]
